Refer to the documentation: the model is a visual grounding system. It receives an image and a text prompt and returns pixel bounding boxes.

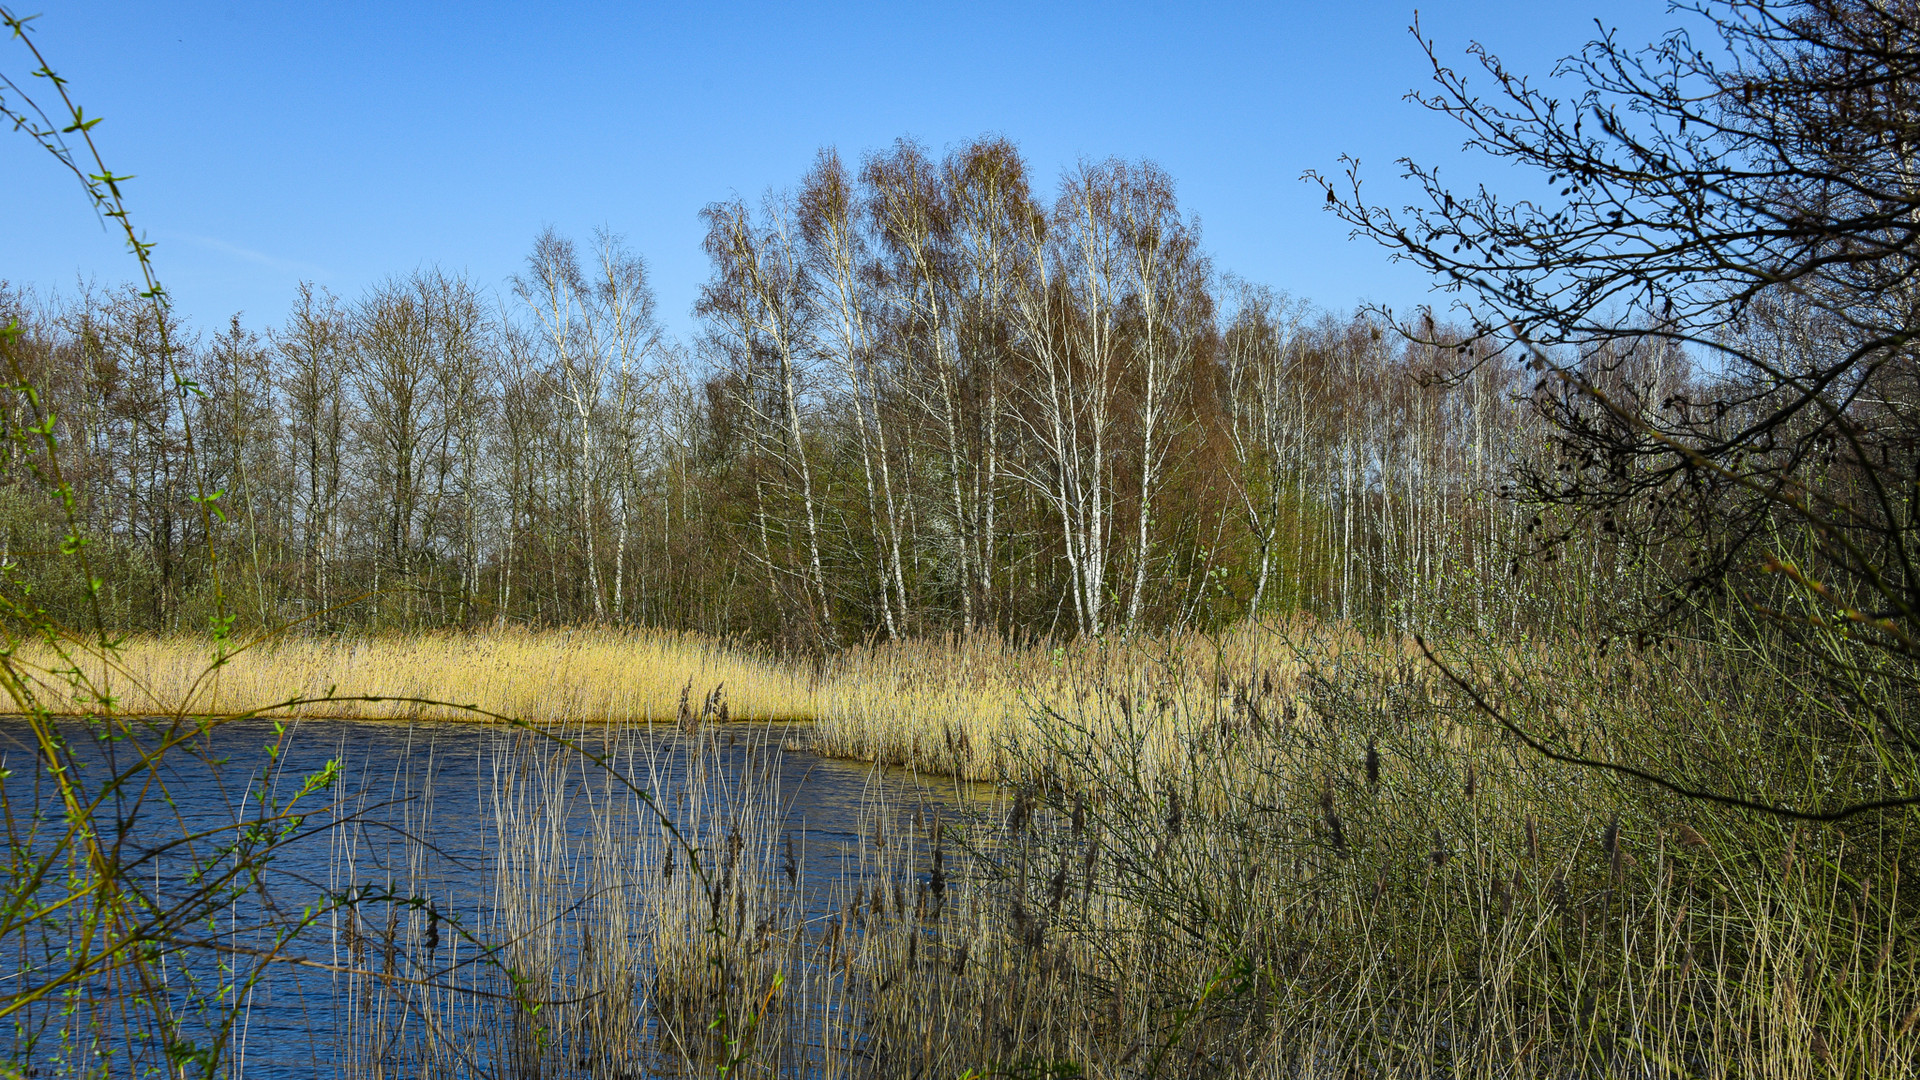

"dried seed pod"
[1007,790,1033,834]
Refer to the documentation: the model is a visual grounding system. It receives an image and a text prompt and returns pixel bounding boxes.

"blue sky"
[4,1,1684,344]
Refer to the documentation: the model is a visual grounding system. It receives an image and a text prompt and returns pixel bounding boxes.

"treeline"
[0,138,1649,645]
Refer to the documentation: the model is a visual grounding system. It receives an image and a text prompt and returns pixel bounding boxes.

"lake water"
[0,716,984,1079]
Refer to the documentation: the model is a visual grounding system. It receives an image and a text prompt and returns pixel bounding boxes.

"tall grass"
[11,627,818,722]
[811,618,1365,782]
[13,618,1912,1078]
[315,624,1919,1079]
[955,626,1920,1077]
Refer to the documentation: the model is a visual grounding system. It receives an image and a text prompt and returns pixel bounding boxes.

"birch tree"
[698,197,834,643]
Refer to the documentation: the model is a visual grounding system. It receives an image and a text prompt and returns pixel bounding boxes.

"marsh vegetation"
[2,0,1918,1076]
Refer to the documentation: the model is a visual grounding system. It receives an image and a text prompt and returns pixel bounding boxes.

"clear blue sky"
[4,1,1684,344]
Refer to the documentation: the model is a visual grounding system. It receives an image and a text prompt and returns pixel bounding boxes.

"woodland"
[1,143,1550,648]
[1,1,1918,1077]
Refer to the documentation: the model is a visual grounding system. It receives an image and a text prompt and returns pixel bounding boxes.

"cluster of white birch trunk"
[0,138,1612,640]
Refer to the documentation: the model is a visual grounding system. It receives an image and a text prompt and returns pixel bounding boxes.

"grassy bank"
[12,622,1913,1076]
[812,619,1380,781]
[12,624,1359,777]
[12,627,817,723]
[316,637,1918,1079]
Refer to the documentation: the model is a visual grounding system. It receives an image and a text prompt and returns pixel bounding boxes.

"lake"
[0,716,987,1079]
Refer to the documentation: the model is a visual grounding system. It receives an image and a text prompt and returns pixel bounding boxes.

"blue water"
[0,716,972,1079]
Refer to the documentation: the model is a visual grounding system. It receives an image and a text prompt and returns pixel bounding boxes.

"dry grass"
[18,621,1913,1075]
[812,617,1394,782]
[10,626,819,723]
[324,664,1920,1079]
[7,621,1392,786]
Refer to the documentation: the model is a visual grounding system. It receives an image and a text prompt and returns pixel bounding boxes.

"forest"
[1,140,1590,647]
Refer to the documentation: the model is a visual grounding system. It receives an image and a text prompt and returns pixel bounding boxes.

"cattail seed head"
[1008,791,1033,834]
[1071,790,1086,838]
[1465,763,1477,800]
[1526,814,1540,862]
[1673,823,1710,850]
[1365,741,1380,787]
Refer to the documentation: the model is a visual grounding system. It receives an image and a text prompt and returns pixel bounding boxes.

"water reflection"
[0,716,987,1079]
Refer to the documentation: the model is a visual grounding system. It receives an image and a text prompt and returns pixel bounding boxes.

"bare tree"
[799,148,910,637]
[587,230,666,623]
[276,283,349,624]
[944,137,1037,631]
[1114,162,1208,628]
[699,197,834,644]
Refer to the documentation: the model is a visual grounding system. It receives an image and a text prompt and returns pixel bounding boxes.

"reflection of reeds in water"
[320,620,1919,1079]
[322,719,1100,1079]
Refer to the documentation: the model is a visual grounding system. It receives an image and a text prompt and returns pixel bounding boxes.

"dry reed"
[13,626,817,723]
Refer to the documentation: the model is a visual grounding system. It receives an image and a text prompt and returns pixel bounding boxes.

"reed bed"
[12,626,818,722]
[318,635,1919,1078]
[324,716,1020,1079]
[811,619,1384,782]
[910,629,1920,1078]
[328,720,818,1078]
[16,621,1913,1077]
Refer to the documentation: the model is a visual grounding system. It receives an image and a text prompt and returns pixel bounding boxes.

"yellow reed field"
[10,627,819,723]
[6,619,1417,785]
[811,617,1396,781]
